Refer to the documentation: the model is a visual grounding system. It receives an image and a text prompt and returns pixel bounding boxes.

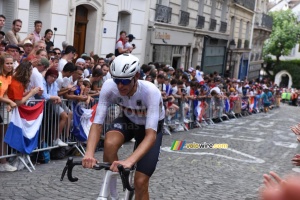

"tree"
[263,10,300,63]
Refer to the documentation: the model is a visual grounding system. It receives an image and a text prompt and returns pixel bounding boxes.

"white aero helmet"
[110,54,140,79]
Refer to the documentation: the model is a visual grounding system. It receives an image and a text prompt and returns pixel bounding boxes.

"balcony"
[209,18,217,31]
[178,10,189,26]
[219,21,227,33]
[255,13,273,31]
[196,15,205,29]
[155,4,172,23]
[233,0,255,11]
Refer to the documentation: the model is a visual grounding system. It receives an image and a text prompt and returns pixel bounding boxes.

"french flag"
[194,100,204,122]
[71,102,97,142]
[4,101,44,154]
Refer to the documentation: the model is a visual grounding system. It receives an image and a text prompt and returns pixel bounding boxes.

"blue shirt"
[41,79,58,100]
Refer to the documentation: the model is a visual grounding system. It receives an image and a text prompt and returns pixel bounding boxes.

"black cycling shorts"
[106,115,163,177]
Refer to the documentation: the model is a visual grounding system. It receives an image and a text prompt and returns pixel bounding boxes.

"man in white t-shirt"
[58,45,76,72]
[28,57,49,98]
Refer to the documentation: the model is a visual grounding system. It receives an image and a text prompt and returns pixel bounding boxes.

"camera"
[181,88,187,95]
[54,27,57,31]
[132,44,135,47]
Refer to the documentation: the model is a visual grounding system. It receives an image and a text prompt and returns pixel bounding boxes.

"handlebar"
[60,157,135,191]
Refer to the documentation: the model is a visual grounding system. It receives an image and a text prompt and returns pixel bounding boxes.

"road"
[1,103,299,200]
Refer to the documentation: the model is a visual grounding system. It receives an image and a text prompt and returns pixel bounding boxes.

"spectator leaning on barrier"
[42,68,68,147]
[0,53,17,172]
[7,61,40,106]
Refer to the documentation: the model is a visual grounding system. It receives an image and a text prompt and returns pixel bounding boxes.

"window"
[245,21,250,40]
[238,19,243,39]
[230,16,235,38]
[211,0,217,19]
[28,0,40,33]
[181,0,188,11]
[221,0,228,21]
[198,0,204,16]
[2,0,15,32]
[157,0,169,6]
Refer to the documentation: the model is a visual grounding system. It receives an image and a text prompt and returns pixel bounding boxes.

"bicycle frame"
[97,168,135,200]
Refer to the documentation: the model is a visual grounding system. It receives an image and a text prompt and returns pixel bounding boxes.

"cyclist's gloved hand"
[82,154,98,169]
[110,160,133,172]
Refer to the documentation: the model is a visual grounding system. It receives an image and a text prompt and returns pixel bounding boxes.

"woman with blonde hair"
[0,53,17,172]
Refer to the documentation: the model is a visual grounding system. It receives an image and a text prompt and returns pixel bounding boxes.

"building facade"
[248,0,272,80]
[0,0,149,62]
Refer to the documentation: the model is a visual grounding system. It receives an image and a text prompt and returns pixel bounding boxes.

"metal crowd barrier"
[0,93,276,171]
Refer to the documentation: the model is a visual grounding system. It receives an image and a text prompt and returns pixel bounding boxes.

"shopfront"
[147,28,194,69]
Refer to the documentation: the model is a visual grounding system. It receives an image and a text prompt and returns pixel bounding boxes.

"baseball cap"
[40,57,49,68]
[5,44,20,51]
[127,34,135,40]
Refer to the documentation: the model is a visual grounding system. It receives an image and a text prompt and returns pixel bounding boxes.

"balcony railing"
[209,18,217,31]
[178,10,189,26]
[219,21,227,33]
[255,13,273,30]
[196,15,205,29]
[233,0,255,11]
[237,39,242,48]
[155,4,172,23]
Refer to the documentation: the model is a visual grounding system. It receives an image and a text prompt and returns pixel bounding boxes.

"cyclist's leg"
[103,115,134,162]
[133,120,164,199]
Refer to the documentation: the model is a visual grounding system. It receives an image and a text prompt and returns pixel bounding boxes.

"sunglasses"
[113,78,132,85]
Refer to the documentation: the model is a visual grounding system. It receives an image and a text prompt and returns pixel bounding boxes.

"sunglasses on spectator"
[54,52,61,55]
[113,78,133,85]
[19,51,24,54]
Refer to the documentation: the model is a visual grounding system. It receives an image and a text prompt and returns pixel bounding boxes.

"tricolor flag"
[224,99,230,113]
[4,101,44,154]
[71,102,97,142]
[194,100,205,122]
[171,140,186,151]
[249,96,255,112]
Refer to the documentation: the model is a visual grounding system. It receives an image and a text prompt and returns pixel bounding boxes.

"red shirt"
[7,78,24,101]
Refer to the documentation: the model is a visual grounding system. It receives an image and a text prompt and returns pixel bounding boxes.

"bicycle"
[60,157,135,200]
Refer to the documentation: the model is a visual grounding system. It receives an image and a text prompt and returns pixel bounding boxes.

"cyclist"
[82,54,165,200]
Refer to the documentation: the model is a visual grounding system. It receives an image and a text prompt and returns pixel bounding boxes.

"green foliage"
[271,60,300,88]
[263,10,300,62]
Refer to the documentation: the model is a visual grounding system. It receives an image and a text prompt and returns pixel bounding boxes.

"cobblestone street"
[1,104,300,200]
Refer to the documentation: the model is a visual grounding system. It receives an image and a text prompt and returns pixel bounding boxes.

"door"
[239,59,248,80]
[73,5,88,57]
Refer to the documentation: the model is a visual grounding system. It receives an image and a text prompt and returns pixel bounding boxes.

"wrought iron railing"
[255,13,273,30]
[155,4,172,23]
[196,15,205,29]
[209,18,217,31]
[219,21,227,33]
[178,10,189,26]
[233,0,255,11]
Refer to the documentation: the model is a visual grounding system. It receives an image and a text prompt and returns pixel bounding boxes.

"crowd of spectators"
[1,14,300,200]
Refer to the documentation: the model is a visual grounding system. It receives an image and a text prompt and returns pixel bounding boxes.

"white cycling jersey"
[93,79,165,131]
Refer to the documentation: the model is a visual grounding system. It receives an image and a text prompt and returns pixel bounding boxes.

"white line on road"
[161,147,265,164]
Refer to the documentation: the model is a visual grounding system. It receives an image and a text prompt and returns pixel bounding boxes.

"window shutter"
[28,0,40,33]
[2,0,16,32]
